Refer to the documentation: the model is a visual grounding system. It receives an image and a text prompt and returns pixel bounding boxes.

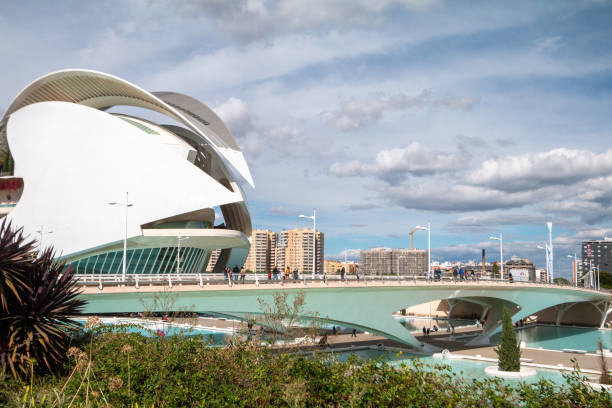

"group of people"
[475,319,486,329]
[267,266,300,281]
[421,325,440,337]
[432,267,479,281]
[224,265,246,283]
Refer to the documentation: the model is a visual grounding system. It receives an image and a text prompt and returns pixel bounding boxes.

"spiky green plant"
[494,307,521,372]
[0,219,34,311]
[0,220,86,378]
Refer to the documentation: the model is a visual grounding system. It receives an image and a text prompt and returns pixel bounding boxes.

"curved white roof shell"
[1,69,254,188]
[2,70,255,272]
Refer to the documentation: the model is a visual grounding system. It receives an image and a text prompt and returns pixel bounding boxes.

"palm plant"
[0,219,86,378]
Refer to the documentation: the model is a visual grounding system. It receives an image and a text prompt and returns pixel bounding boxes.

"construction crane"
[409,229,419,250]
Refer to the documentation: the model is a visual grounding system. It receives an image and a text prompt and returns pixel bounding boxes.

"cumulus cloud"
[214,97,253,137]
[466,148,612,192]
[330,90,478,131]
[330,142,459,181]
[445,214,553,233]
[380,182,537,212]
[328,248,362,260]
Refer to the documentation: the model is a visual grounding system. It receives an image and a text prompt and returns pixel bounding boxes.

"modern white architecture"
[0,69,254,274]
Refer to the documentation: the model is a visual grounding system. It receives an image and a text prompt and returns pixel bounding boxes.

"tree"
[494,307,521,372]
[0,220,85,378]
[491,262,499,279]
[553,277,570,285]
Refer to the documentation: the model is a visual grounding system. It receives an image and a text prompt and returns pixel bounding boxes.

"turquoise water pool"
[328,349,572,385]
[72,319,232,345]
[515,325,612,353]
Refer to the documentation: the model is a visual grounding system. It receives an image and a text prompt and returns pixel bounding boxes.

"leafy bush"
[0,327,610,407]
[0,220,85,378]
[495,307,521,372]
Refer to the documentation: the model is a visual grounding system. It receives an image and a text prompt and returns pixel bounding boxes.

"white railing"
[73,272,608,293]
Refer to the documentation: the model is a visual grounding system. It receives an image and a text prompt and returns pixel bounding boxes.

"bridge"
[77,275,611,352]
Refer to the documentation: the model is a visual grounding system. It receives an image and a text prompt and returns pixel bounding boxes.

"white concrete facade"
[0,70,254,274]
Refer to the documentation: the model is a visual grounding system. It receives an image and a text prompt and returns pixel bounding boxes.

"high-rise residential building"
[360,248,427,275]
[582,239,612,275]
[277,228,324,274]
[244,229,278,273]
[206,249,222,272]
[570,259,583,285]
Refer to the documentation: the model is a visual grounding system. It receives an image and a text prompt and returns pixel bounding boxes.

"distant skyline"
[1,1,611,279]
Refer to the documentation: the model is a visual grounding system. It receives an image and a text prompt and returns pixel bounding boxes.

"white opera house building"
[0,70,254,275]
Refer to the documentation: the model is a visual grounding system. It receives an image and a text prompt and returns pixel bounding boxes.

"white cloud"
[466,148,612,192]
[330,142,459,180]
[214,97,252,137]
[327,248,362,260]
[177,0,440,41]
[143,31,390,92]
[330,90,478,131]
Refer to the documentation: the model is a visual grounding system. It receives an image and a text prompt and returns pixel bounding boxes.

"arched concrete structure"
[79,281,608,352]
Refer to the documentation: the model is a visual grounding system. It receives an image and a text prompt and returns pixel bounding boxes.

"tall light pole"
[537,244,549,283]
[177,234,190,274]
[489,233,503,280]
[416,223,430,279]
[547,222,554,283]
[567,254,578,286]
[108,192,133,282]
[299,209,316,279]
[35,225,53,253]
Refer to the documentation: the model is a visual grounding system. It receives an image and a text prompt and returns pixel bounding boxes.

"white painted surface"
[7,101,244,256]
[485,365,537,378]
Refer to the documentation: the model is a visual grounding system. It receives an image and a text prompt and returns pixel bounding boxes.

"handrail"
[72,273,608,293]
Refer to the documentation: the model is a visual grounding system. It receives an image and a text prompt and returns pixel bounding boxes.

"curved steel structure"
[1,70,254,274]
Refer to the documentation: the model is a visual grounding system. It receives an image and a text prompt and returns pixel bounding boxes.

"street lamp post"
[415,223,431,279]
[537,244,549,283]
[299,209,317,280]
[177,234,190,274]
[567,254,578,286]
[489,233,503,280]
[108,192,133,282]
[35,225,53,254]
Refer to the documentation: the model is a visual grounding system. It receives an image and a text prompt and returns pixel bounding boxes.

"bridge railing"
[72,272,608,293]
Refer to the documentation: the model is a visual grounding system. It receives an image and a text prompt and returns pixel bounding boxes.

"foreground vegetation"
[1,324,610,407]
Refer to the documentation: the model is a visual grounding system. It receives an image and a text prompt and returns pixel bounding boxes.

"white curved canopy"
[1,69,254,188]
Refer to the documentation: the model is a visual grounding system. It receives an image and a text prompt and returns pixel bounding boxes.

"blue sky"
[1,0,611,279]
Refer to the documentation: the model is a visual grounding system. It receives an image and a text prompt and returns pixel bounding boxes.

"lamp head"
[489,236,500,241]
[108,202,117,205]
[299,214,306,218]
[415,226,427,230]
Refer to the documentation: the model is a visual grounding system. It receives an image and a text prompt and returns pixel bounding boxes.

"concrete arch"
[80,282,608,352]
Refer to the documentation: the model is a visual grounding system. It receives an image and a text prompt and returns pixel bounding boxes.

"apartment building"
[276,228,324,275]
[360,248,427,275]
[244,229,278,273]
[205,248,222,272]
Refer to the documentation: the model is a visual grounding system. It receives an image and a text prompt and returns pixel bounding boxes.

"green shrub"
[0,328,610,407]
[495,307,521,372]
